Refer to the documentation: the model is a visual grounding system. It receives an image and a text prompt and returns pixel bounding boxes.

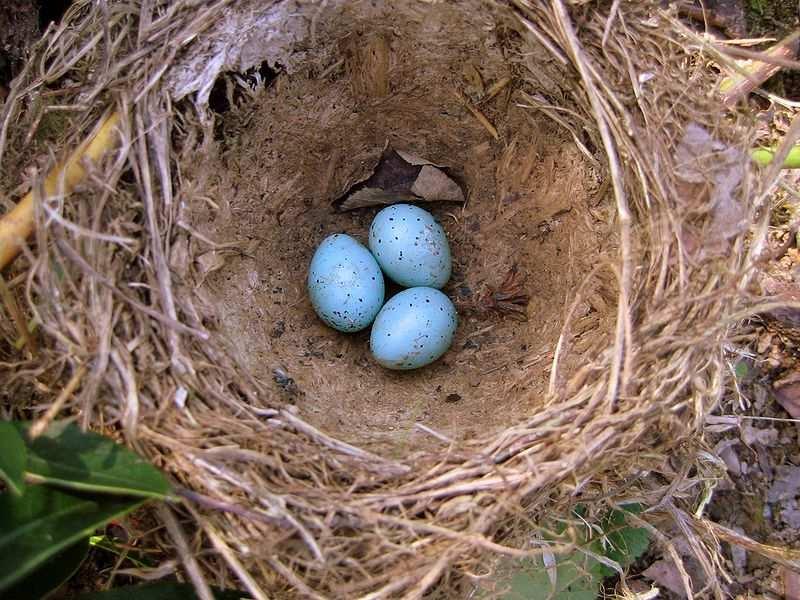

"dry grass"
[0,0,776,598]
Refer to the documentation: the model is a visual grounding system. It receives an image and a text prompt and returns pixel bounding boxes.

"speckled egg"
[368,204,451,289]
[307,234,385,332]
[370,287,458,370]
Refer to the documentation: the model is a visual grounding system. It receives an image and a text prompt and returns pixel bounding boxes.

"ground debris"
[642,547,707,599]
[773,371,800,418]
[768,467,800,529]
[457,264,530,321]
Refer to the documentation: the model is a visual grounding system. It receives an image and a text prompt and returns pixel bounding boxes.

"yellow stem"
[0,111,121,271]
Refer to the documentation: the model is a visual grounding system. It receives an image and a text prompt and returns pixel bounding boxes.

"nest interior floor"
[181,2,616,454]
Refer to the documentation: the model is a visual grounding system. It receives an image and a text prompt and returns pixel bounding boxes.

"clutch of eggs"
[306,205,457,370]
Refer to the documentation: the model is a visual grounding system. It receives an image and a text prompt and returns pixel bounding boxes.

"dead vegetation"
[0,0,784,597]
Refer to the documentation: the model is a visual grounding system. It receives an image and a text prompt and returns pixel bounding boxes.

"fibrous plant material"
[0,0,771,597]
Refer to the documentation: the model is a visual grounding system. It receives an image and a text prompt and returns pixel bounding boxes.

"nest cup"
[0,0,762,597]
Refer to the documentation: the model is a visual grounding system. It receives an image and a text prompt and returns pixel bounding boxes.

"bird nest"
[0,0,766,597]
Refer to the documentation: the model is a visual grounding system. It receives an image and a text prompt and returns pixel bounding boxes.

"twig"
[29,365,87,438]
[517,91,599,166]
[414,423,454,444]
[677,3,744,38]
[191,511,270,600]
[54,236,209,340]
[0,271,35,354]
[687,510,800,572]
[452,89,499,140]
[156,504,215,600]
[267,557,327,600]
[716,40,800,71]
[602,0,621,47]
[720,31,800,107]
[280,409,410,475]
[177,487,286,526]
[405,547,456,600]
[481,76,511,103]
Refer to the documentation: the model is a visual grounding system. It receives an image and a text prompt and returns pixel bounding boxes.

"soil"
[179,2,613,455]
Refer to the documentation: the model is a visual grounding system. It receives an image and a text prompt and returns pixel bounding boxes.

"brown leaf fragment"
[335,146,464,211]
[411,166,464,203]
[774,371,800,418]
[643,559,688,597]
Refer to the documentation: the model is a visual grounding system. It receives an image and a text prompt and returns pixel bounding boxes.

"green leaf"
[734,361,749,381]
[0,484,144,592]
[503,555,599,600]
[2,539,90,600]
[591,504,650,578]
[74,581,247,600]
[0,421,27,495]
[494,505,651,599]
[13,421,171,499]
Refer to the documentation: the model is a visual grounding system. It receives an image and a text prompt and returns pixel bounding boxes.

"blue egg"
[308,234,385,332]
[370,287,458,370]
[368,204,451,289]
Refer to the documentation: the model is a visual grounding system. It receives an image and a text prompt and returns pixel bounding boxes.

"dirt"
[179,2,613,455]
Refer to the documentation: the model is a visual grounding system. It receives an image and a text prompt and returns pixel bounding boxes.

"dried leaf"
[169,234,191,279]
[674,124,748,259]
[642,559,692,598]
[335,146,464,211]
[741,423,779,447]
[713,438,741,476]
[542,548,557,588]
[411,166,464,203]
[768,467,800,504]
[774,377,800,419]
[759,276,800,338]
[338,187,417,210]
[394,149,446,167]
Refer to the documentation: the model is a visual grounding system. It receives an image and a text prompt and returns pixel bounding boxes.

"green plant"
[496,505,650,600]
[748,0,768,16]
[752,145,800,169]
[0,420,171,598]
[74,582,247,600]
